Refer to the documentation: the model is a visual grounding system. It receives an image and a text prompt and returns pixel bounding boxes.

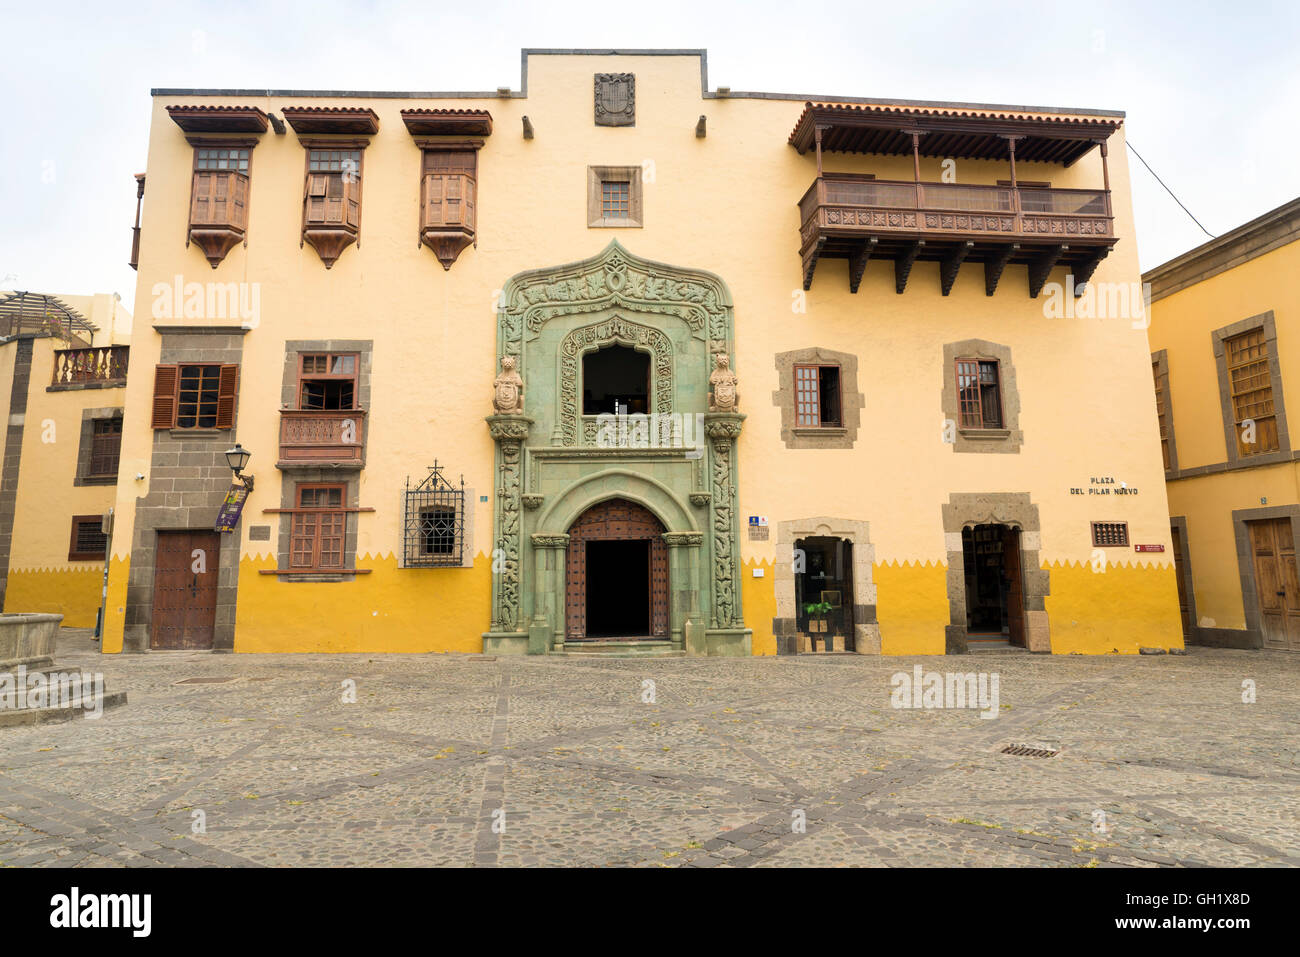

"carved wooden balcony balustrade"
[789,102,1123,297]
[799,174,1115,295]
[51,346,129,387]
[278,408,366,468]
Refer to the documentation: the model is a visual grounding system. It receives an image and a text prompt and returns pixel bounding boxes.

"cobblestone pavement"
[1,631,1297,867]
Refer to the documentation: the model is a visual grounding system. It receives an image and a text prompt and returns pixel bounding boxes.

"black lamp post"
[224,443,254,491]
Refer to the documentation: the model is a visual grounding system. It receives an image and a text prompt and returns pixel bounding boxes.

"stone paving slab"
[0,630,1296,867]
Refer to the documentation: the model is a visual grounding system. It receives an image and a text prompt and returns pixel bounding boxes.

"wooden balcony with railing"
[788,102,1123,297]
[799,174,1116,295]
[278,409,366,468]
[50,346,129,389]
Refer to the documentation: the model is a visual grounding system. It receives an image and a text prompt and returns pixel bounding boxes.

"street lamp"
[224,443,254,491]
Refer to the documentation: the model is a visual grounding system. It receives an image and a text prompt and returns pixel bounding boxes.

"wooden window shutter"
[424,173,446,227]
[191,172,214,225]
[215,364,239,428]
[151,365,179,429]
[305,173,328,223]
[210,172,230,223]
[231,173,249,230]
[344,174,361,228]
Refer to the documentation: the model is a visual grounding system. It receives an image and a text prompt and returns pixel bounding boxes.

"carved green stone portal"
[483,242,750,657]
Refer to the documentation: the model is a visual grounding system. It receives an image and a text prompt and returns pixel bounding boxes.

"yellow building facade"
[1145,197,1300,651]
[0,292,131,628]
[103,49,1182,657]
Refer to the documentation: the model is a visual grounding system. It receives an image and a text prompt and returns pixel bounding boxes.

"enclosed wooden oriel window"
[186,143,253,268]
[151,363,238,429]
[1225,329,1280,456]
[298,353,358,410]
[794,364,842,427]
[305,149,362,227]
[290,484,347,570]
[955,358,1003,429]
[418,148,478,269]
[300,145,365,268]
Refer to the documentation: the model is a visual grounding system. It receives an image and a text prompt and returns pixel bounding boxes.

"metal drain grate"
[173,676,239,685]
[1002,744,1059,758]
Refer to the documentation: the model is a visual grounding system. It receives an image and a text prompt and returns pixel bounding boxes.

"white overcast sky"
[1,0,1297,314]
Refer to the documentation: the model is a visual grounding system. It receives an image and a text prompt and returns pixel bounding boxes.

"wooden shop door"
[1248,518,1300,651]
[151,530,220,650]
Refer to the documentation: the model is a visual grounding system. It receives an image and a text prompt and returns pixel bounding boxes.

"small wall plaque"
[248,525,271,541]
[1134,544,1165,552]
[595,73,635,126]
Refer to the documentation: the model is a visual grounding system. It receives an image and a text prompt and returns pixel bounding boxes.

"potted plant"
[803,601,832,634]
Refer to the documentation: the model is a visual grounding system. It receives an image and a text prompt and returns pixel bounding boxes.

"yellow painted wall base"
[235,553,491,653]
[100,556,129,654]
[4,566,106,628]
[742,558,777,656]
[874,560,949,655]
[1044,560,1185,654]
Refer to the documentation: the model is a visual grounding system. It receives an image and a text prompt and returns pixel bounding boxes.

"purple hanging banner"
[215,483,249,533]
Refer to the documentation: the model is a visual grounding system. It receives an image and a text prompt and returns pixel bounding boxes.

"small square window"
[588,166,643,228]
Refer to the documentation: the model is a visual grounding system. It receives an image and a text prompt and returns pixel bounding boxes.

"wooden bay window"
[185,143,255,268]
[418,146,479,269]
[299,143,366,268]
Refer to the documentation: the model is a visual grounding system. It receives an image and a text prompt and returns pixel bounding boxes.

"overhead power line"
[1127,140,1215,239]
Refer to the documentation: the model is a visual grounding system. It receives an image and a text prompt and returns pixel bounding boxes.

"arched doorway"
[565,498,668,639]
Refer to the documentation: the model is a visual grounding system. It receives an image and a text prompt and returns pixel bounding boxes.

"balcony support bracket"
[801,236,825,291]
[1073,247,1109,297]
[985,243,1019,297]
[940,240,974,296]
[894,241,924,295]
[1028,244,1067,299]
[848,237,878,294]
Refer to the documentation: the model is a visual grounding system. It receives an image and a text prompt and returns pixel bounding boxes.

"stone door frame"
[774,517,879,655]
[942,493,1050,653]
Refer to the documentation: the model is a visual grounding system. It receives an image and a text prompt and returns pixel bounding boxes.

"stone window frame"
[587,166,643,228]
[772,347,865,449]
[1212,311,1290,468]
[941,492,1049,653]
[941,339,1023,454]
[773,517,879,655]
[73,406,124,486]
[274,471,363,582]
[1150,349,1179,476]
[280,339,373,469]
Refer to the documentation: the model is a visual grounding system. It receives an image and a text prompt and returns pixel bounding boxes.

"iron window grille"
[1091,522,1129,547]
[403,462,465,567]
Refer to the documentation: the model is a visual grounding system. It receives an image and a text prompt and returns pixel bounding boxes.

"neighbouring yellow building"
[0,291,132,628]
[1145,197,1300,652]
[102,48,1182,657]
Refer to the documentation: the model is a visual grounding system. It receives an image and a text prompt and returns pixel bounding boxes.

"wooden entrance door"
[1170,525,1192,639]
[565,498,668,640]
[1247,518,1300,651]
[1002,526,1026,646]
[151,530,220,650]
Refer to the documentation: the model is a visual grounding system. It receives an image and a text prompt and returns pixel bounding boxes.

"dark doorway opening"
[794,535,855,651]
[585,539,650,637]
[582,345,650,415]
[961,524,1025,647]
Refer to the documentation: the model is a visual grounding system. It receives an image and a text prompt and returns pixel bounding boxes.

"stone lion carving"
[709,353,739,412]
[493,355,524,414]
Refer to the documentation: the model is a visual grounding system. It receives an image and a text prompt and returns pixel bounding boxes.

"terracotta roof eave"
[788,102,1122,148]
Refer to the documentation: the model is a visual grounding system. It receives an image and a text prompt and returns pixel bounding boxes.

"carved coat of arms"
[594,73,635,126]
